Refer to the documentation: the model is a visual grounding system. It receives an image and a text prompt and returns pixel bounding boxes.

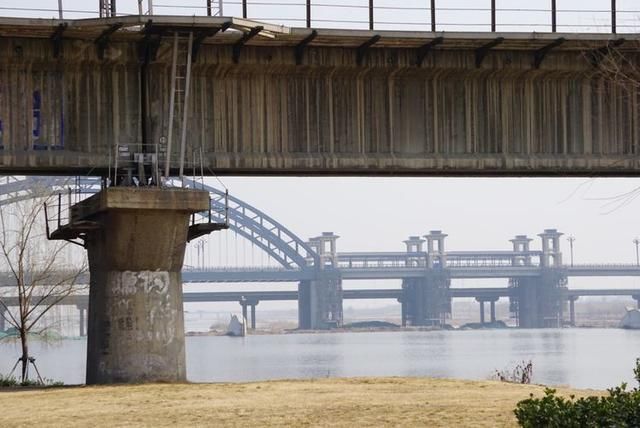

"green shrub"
[0,374,63,388]
[514,359,640,427]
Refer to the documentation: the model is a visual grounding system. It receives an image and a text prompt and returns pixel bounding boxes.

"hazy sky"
[3,0,640,33]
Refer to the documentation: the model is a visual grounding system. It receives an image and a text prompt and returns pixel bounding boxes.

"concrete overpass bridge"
[1,4,640,176]
[3,286,638,336]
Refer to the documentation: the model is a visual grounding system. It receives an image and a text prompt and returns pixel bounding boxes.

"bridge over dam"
[1,1,639,384]
[3,176,640,334]
[2,286,638,336]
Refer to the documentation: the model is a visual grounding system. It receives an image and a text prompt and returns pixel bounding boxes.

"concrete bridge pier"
[476,297,498,324]
[298,233,343,330]
[398,297,407,327]
[0,310,5,331]
[240,298,259,330]
[510,272,566,328]
[77,304,87,337]
[402,272,451,326]
[55,188,211,384]
[568,296,579,326]
[297,273,343,330]
[634,295,640,309]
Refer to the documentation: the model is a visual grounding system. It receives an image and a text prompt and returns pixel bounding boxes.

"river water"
[0,329,638,389]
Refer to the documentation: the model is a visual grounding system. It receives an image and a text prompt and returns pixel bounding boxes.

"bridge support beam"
[241,302,248,328]
[476,297,499,325]
[251,303,257,330]
[78,305,87,337]
[510,271,567,328]
[398,297,407,327]
[568,296,578,327]
[402,272,451,326]
[240,298,259,331]
[0,310,5,331]
[298,271,342,330]
[63,188,210,384]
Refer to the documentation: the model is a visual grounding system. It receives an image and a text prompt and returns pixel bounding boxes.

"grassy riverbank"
[0,377,599,427]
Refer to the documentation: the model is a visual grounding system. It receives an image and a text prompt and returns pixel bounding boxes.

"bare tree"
[0,186,87,383]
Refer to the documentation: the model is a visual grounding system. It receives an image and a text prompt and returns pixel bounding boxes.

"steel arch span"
[0,176,318,270]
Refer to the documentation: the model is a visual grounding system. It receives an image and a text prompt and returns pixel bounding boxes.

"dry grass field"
[0,377,599,427]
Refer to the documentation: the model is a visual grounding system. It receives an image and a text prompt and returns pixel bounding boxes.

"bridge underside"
[0,18,639,176]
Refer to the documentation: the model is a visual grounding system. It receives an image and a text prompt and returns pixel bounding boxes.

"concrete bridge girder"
[1,21,640,175]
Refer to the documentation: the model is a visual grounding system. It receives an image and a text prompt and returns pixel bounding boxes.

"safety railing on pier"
[42,175,229,244]
[2,1,638,33]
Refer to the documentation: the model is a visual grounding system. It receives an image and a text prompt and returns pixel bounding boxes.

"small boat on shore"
[225,314,247,337]
[620,308,640,329]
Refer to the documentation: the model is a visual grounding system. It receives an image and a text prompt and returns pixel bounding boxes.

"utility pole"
[567,235,575,267]
[634,237,640,267]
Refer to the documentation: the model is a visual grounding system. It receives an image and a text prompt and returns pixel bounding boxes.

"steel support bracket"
[50,23,67,59]
[95,23,123,60]
[192,21,232,62]
[588,38,625,67]
[356,35,381,66]
[232,26,263,64]
[475,37,504,68]
[137,20,163,65]
[533,37,565,69]
[295,30,318,65]
[416,36,444,67]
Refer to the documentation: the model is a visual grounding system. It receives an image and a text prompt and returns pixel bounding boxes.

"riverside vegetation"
[515,359,640,427]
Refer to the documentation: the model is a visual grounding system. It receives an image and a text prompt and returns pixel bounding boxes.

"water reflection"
[1,329,639,389]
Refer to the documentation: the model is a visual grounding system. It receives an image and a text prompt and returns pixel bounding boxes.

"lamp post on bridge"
[567,236,575,267]
[634,237,640,267]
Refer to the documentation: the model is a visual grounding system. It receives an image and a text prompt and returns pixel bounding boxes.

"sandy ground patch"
[0,377,600,427]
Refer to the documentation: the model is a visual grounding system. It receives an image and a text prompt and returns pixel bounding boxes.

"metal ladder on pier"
[164,32,194,187]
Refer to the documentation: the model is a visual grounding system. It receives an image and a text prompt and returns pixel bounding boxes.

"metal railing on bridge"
[2,1,637,33]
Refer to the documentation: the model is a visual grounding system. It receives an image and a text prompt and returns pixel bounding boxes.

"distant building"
[620,309,640,329]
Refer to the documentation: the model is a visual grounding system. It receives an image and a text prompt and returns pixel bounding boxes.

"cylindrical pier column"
[79,306,86,337]
[0,310,5,331]
[82,188,210,384]
[479,300,485,324]
[398,297,407,327]
[250,304,256,330]
[569,297,577,326]
[490,300,496,323]
[241,302,248,327]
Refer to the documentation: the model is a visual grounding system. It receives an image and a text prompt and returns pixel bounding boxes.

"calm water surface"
[0,329,638,389]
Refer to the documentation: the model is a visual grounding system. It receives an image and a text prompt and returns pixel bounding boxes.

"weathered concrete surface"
[0,18,639,176]
[298,271,343,329]
[509,270,567,328]
[82,188,209,384]
[402,272,451,326]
